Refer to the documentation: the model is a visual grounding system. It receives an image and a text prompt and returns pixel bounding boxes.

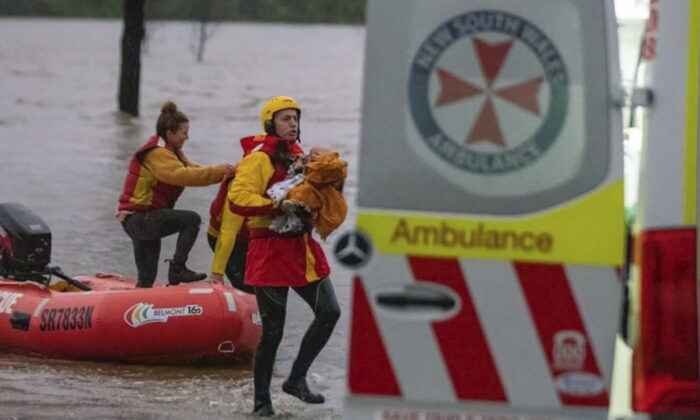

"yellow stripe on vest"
[304,233,320,282]
[130,166,155,206]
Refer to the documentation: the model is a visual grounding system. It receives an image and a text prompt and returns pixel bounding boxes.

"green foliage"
[0,0,367,23]
[0,0,122,18]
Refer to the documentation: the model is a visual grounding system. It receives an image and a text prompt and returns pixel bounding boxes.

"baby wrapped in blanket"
[267,148,348,239]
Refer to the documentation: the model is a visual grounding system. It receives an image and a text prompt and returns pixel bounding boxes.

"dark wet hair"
[156,101,189,140]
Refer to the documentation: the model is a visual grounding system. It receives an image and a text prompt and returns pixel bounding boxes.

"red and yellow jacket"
[232,139,330,286]
[119,136,227,211]
[208,135,303,275]
[229,136,330,287]
[211,135,329,286]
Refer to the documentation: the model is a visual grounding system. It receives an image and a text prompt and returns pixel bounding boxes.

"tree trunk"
[118,0,145,117]
[195,0,213,63]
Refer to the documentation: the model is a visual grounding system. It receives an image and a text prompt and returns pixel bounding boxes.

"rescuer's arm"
[210,197,246,275]
[144,148,228,186]
[229,152,276,216]
[179,154,202,168]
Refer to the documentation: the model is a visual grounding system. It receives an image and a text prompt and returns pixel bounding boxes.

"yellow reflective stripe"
[684,0,700,225]
[358,181,623,266]
[304,233,320,282]
[131,166,155,206]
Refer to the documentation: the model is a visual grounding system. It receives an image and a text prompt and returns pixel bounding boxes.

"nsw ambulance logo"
[408,10,569,174]
[124,302,203,328]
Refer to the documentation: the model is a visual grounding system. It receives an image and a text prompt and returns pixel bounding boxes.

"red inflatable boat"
[0,203,261,364]
[0,275,261,364]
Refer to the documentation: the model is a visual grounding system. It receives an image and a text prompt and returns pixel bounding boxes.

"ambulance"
[624,0,700,417]
[337,0,627,418]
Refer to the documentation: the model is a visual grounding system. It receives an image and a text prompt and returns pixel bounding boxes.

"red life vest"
[239,134,304,160]
[207,135,303,233]
[118,136,185,211]
[208,171,245,238]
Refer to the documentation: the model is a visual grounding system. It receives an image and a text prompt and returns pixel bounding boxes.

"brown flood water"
[0,18,364,419]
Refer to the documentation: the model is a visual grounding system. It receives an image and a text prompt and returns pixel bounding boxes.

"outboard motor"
[0,202,52,281]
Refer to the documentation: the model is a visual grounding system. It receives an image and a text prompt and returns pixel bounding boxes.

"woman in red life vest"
[227,96,340,417]
[117,101,233,288]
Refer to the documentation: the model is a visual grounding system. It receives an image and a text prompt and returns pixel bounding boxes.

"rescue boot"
[282,377,325,404]
[166,259,206,285]
[252,400,275,417]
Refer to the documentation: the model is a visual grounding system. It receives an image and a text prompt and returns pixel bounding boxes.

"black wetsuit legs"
[252,278,340,404]
[288,278,340,381]
[253,285,288,404]
[130,239,160,288]
[122,209,201,287]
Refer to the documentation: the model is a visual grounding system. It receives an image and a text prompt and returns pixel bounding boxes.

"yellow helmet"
[260,96,301,135]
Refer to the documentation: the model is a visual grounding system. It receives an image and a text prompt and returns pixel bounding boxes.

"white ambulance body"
[340,1,625,419]
[625,0,700,417]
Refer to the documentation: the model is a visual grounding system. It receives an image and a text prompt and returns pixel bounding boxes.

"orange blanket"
[287,152,348,239]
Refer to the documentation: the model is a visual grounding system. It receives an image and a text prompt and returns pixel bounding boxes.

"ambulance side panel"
[345,0,624,419]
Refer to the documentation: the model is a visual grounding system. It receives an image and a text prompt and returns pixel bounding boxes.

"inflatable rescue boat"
[0,202,261,364]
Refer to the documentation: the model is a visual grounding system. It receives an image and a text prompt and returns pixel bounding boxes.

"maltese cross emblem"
[409,10,569,174]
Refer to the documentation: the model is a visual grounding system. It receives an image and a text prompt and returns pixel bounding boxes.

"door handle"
[376,286,455,310]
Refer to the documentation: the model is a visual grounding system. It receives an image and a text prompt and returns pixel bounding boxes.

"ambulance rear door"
[627,0,700,416]
[339,1,625,418]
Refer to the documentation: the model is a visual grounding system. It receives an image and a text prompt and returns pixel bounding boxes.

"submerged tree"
[192,0,215,63]
[118,0,145,116]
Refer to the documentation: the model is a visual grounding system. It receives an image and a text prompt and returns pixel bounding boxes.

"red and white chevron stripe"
[348,255,621,413]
